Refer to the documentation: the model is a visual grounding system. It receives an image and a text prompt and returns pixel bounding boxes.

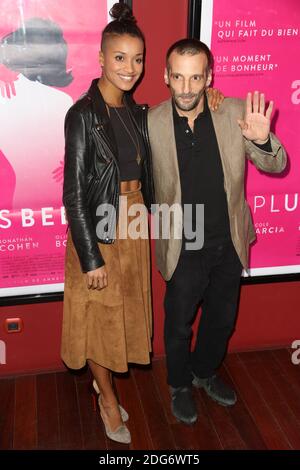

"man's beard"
[173,90,204,112]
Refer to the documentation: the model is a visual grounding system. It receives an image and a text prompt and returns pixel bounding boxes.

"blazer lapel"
[149,99,181,204]
[210,105,232,195]
[87,79,118,157]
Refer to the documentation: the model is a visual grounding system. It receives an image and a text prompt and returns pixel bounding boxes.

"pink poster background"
[0,0,110,296]
[205,0,300,275]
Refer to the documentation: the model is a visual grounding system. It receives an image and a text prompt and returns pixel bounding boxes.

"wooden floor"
[0,348,300,450]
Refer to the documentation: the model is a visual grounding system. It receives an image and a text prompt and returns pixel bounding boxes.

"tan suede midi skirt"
[61,187,152,372]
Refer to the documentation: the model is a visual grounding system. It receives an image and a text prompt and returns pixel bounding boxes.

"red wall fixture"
[0,303,63,375]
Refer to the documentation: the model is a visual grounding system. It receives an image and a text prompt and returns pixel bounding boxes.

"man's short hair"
[166,38,213,73]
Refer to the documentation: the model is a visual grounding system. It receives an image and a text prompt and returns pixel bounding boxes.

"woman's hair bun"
[110,3,137,24]
[101,2,144,49]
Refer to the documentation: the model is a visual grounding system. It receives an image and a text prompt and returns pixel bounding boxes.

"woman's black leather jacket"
[63,78,155,272]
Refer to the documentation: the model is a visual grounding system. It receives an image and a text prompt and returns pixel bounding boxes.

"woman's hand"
[206,87,224,111]
[86,265,108,290]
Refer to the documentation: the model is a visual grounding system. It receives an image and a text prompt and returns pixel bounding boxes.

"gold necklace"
[112,106,141,165]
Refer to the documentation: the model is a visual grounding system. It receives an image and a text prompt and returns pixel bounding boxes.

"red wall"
[0,303,63,375]
[0,0,299,376]
[133,0,189,106]
[0,279,299,376]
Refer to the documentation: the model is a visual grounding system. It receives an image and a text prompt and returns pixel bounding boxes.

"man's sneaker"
[170,386,198,425]
[192,373,237,406]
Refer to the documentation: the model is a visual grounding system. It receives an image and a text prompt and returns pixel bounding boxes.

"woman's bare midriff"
[120,179,140,193]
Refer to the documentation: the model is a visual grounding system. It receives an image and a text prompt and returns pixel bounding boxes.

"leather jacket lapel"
[87,78,118,157]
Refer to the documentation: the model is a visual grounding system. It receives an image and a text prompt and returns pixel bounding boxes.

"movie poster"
[201,0,300,275]
[0,0,115,296]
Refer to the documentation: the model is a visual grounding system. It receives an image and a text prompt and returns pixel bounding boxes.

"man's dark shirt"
[172,96,272,251]
[173,95,231,250]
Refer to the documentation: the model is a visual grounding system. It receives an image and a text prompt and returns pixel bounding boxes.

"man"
[147,39,286,425]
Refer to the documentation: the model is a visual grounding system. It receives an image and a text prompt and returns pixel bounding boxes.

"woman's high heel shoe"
[92,379,129,422]
[98,396,131,445]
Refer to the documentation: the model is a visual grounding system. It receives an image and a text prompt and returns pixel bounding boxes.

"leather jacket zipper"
[91,123,120,238]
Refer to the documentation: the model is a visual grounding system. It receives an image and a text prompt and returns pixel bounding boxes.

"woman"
[62,3,153,445]
[62,3,222,445]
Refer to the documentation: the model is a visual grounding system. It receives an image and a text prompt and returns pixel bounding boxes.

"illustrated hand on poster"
[0,64,18,99]
[52,161,64,184]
